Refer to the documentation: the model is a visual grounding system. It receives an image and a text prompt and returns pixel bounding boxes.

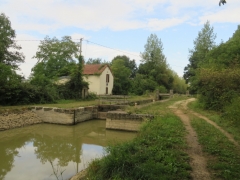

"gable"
[83,64,113,76]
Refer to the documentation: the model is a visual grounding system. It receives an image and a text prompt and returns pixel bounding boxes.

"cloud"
[147,16,189,31]
[199,7,240,24]
[1,0,193,33]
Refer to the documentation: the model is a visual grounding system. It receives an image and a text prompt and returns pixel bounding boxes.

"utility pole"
[77,38,83,100]
[79,38,83,56]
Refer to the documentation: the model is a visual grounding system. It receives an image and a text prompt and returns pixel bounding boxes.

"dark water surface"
[0,120,136,180]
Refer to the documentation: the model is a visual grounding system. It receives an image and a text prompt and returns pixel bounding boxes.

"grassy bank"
[188,100,240,144]
[190,116,240,179]
[85,96,191,180]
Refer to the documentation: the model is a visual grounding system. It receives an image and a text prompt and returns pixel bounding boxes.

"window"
[106,74,109,83]
[106,87,108,94]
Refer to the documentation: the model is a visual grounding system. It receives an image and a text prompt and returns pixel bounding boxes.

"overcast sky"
[1,0,239,78]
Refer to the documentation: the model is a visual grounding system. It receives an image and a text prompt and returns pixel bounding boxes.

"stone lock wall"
[74,106,98,123]
[0,110,42,131]
[32,106,98,125]
[106,112,154,131]
[0,98,155,131]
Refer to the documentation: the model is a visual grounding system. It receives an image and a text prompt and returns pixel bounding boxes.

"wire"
[83,39,141,59]
[14,38,184,68]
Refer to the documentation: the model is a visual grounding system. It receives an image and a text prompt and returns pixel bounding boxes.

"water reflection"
[0,120,136,180]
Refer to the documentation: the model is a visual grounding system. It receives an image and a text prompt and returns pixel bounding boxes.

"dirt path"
[170,98,240,179]
[169,99,211,180]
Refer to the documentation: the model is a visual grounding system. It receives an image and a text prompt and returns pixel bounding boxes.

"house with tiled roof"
[83,64,114,95]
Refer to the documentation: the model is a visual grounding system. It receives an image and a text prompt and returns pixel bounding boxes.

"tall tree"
[136,33,173,92]
[0,13,25,69]
[0,13,26,105]
[183,21,216,93]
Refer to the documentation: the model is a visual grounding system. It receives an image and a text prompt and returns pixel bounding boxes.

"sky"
[1,0,240,78]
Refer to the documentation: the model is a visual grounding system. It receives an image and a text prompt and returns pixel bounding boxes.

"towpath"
[169,98,239,180]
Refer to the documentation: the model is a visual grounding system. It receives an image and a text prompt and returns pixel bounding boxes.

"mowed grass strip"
[191,116,240,180]
[86,114,191,180]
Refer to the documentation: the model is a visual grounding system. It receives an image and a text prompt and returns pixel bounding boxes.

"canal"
[0,120,136,180]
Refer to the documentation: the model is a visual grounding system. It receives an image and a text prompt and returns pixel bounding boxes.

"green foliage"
[222,97,240,127]
[157,85,168,93]
[85,92,98,100]
[30,36,88,101]
[87,115,191,180]
[191,117,240,179]
[0,82,57,105]
[130,74,158,95]
[86,58,108,65]
[111,59,131,95]
[130,33,185,95]
[31,36,78,79]
[187,23,240,116]
[198,68,240,111]
[111,55,137,78]
[184,21,216,93]
[0,13,25,69]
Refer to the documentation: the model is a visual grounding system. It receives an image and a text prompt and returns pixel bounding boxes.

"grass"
[86,96,192,180]
[190,116,240,180]
[188,100,240,144]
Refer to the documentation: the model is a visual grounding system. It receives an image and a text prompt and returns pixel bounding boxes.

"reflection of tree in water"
[0,136,30,180]
[33,134,82,178]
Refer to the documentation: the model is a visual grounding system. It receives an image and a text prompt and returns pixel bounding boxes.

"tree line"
[184,21,240,124]
[0,12,187,105]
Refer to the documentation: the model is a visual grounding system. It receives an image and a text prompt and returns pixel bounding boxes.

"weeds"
[191,116,240,179]
[188,100,240,144]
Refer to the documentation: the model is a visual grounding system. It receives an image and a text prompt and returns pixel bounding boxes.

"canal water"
[0,120,136,180]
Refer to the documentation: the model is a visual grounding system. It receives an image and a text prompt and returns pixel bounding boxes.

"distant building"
[57,64,114,95]
[83,64,114,95]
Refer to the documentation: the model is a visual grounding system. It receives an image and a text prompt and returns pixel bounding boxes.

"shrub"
[222,96,240,127]
[198,68,240,111]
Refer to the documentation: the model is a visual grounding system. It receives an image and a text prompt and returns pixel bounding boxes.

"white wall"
[83,75,100,94]
[99,67,114,95]
[83,66,114,95]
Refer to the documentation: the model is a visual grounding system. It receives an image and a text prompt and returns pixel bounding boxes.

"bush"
[198,68,240,111]
[0,82,58,105]
[222,96,240,127]
[86,92,97,100]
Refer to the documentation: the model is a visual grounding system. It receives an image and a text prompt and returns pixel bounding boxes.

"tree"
[31,36,79,80]
[111,55,137,78]
[86,58,106,64]
[111,59,131,95]
[31,36,88,100]
[135,33,173,93]
[0,13,25,69]
[183,21,216,93]
[0,13,27,105]
[141,34,167,66]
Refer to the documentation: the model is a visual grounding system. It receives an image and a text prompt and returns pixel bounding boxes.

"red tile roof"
[83,64,108,75]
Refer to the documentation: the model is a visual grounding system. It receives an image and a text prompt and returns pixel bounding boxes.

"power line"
[83,39,141,59]
[14,38,184,68]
